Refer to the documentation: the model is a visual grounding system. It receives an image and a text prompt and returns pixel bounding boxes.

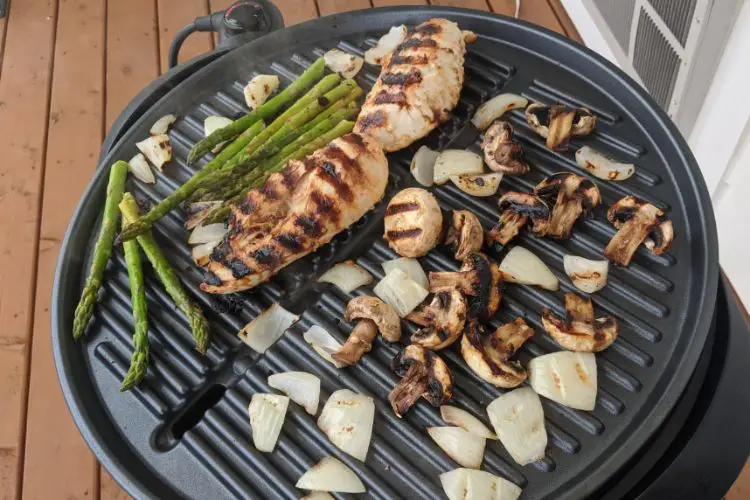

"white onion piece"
[136,134,172,171]
[487,387,547,465]
[185,201,222,230]
[427,427,486,469]
[268,371,321,415]
[191,240,219,266]
[529,351,597,410]
[317,261,374,293]
[364,25,407,65]
[410,146,439,186]
[303,325,346,368]
[471,94,528,130]
[440,406,497,439]
[324,48,364,79]
[563,255,609,293]
[381,257,429,290]
[450,173,503,197]
[575,146,635,181]
[238,304,300,354]
[127,153,155,184]
[248,393,289,452]
[204,115,233,152]
[500,246,559,291]
[301,493,335,500]
[434,150,484,185]
[373,268,429,317]
[318,389,375,461]
[244,74,280,109]
[150,114,177,135]
[188,223,227,244]
[296,457,366,493]
[441,468,522,500]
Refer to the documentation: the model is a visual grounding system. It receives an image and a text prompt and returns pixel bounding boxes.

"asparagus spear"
[187,57,326,165]
[119,120,265,242]
[119,193,210,354]
[72,160,129,339]
[202,120,356,224]
[119,217,149,391]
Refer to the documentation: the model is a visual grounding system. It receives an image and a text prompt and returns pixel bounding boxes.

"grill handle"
[168,0,284,69]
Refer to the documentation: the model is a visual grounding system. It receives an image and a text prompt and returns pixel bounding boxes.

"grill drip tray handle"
[167,0,284,69]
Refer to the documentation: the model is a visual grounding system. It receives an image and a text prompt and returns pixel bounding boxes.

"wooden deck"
[0,0,745,498]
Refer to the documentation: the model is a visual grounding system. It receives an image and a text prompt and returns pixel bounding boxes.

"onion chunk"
[268,371,321,415]
[318,389,375,461]
[563,255,609,293]
[529,351,597,410]
[136,134,172,171]
[238,304,300,353]
[381,257,429,290]
[303,325,346,368]
[441,468,522,500]
[188,223,227,244]
[244,74,280,109]
[191,240,218,266]
[323,49,364,79]
[248,393,289,452]
[410,146,439,187]
[427,426,486,469]
[374,268,429,317]
[364,25,407,65]
[450,173,503,197]
[472,93,528,130]
[296,456,366,493]
[486,387,547,465]
[500,246,559,291]
[576,146,635,181]
[150,114,177,135]
[317,261,374,293]
[434,150,484,185]
[127,153,155,184]
[440,405,497,439]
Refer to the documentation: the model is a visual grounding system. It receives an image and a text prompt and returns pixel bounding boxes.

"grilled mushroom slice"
[460,318,533,388]
[542,293,617,352]
[525,103,596,150]
[604,196,674,266]
[334,297,402,366]
[486,192,550,246]
[534,173,601,239]
[407,290,467,350]
[445,210,484,261]
[384,188,443,257]
[481,121,530,175]
[389,344,453,417]
[428,253,503,321]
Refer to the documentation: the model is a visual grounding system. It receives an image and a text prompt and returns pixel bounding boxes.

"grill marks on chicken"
[355,18,468,152]
[201,133,388,294]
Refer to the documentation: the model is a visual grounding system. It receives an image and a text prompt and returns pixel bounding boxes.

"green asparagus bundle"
[119,193,210,354]
[119,216,149,391]
[187,57,326,165]
[73,160,129,339]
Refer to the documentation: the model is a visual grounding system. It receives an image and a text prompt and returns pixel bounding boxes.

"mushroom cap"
[428,252,503,321]
[460,319,531,388]
[605,196,673,266]
[541,293,618,352]
[481,121,530,175]
[488,192,550,245]
[525,103,597,150]
[392,344,453,406]
[534,173,601,239]
[410,290,467,350]
[384,188,443,257]
[345,296,401,342]
[445,210,484,261]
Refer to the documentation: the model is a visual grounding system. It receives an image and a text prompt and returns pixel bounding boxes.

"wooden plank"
[274,0,319,26]
[21,0,105,497]
[101,469,133,500]
[0,0,58,496]
[373,0,426,5]
[105,0,160,129]
[488,0,566,35]
[430,0,490,11]
[547,0,583,42]
[317,0,372,16]
[158,0,213,72]
[0,16,7,79]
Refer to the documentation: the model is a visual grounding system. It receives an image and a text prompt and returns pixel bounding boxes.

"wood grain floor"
[0,0,745,498]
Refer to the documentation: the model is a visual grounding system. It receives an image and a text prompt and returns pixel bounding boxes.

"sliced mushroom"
[542,293,617,352]
[604,196,674,266]
[525,103,596,150]
[460,318,533,388]
[334,297,402,366]
[445,210,484,261]
[481,121,529,175]
[534,173,601,239]
[486,192,550,246]
[384,188,443,257]
[389,345,453,417]
[407,290,467,350]
[428,253,503,321]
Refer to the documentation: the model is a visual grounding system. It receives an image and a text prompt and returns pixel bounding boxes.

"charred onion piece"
[533,173,601,239]
[429,253,503,321]
[445,210,484,261]
[460,318,533,388]
[408,290,467,350]
[542,293,617,352]
[525,103,596,150]
[604,196,674,266]
[481,121,529,175]
[389,345,453,417]
[486,192,550,246]
[384,188,443,257]
[334,297,401,366]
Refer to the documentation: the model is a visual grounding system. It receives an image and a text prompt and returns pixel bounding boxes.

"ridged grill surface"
[53,8,717,500]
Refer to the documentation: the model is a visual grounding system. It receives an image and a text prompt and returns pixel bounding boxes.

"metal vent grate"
[650,0,697,45]
[633,9,681,109]
[592,0,636,51]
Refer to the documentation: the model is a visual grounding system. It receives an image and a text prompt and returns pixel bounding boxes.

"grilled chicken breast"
[355,18,468,152]
[201,133,388,294]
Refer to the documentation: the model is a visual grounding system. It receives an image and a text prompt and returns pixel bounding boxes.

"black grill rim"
[52,5,719,499]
